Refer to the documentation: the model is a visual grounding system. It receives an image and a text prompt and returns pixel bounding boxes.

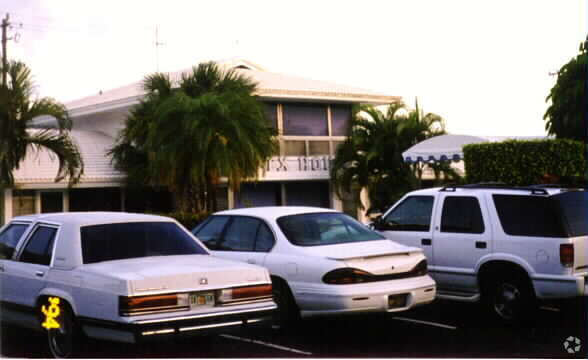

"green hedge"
[463,139,586,186]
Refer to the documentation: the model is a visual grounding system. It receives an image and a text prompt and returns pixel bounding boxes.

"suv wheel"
[483,273,536,324]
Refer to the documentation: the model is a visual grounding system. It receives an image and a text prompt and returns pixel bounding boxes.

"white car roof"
[9,212,173,227]
[215,206,338,221]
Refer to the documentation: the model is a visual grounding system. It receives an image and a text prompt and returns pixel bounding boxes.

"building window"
[41,192,63,213]
[283,103,328,136]
[284,140,306,156]
[263,102,278,130]
[284,181,330,208]
[308,141,330,156]
[236,183,281,208]
[70,188,121,212]
[13,190,35,217]
[331,104,352,136]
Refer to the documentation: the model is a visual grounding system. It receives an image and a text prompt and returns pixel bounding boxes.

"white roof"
[215,206,338,221]
[11,212,172,226]
[65,59,398,115]
[13,130,124,186]
[402,134,548,163]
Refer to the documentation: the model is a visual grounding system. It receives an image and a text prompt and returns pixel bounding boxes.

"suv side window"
[441,196,485,234]
[493,194,566,237]
[0,223,29,259]
[19,226,57,266]
[381,196,434,231]
[193,216,230,250]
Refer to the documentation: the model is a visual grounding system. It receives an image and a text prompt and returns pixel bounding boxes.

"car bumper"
[293,275,436,318]
[79,302,277,344]
[533,273,588,299]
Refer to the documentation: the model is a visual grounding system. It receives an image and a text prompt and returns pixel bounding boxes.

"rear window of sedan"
[277,212,385,247]
[81,222,208,264]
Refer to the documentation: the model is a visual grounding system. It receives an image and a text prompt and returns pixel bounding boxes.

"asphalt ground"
[1,298,586,358]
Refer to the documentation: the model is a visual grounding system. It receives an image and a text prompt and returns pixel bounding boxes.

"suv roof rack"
[440,183,549,195]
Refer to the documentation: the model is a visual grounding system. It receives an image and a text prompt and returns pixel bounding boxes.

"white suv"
[373,184,587,322]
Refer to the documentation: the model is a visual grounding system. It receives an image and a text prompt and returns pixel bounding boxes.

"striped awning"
[402,135,489,163]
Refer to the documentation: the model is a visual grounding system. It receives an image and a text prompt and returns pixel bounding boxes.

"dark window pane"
[194,216,230,249]
[41,192,63,213]
[81,222,207,264]
[285,181,329,208]
[255,223,275,252]
[20,227,56,265]
[441,197,485,234]
[278,213,384,247]
[382,196,434,231]
[236,183,281,208]
[263,102,278,129]
[331,104,352,136]
[219,217,260,251]
[554,191,588,237]
[283,103,328,136]
[493,195,567,237]
[70,188,121,212]
[0,224,28,259]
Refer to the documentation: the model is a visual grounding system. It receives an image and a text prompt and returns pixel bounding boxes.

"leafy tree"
[0,60,83,187]
[110,62,278,213]
[544,36,587,143]
[331,101,457,215]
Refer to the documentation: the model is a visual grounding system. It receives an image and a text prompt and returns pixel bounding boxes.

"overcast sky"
[3,0,586,136]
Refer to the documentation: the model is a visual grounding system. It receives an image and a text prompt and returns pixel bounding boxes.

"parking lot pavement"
[2,298,586,358]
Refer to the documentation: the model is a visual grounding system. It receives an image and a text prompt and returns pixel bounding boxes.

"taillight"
[218,284,273,304]
[560,244,574,267]
[119,293,189,316]
[322,268,373,285]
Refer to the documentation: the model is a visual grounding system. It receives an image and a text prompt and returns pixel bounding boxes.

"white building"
[1,59,398,225]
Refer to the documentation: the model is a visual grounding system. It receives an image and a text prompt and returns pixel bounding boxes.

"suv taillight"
[560,244,574,267]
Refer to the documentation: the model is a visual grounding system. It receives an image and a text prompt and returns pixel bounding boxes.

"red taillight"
[322,268,372,285]
[560,244,574,267]
[218,284,273,304]
[119,293,189,316]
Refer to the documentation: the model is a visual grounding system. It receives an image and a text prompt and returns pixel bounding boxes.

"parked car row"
[0,184,585,358]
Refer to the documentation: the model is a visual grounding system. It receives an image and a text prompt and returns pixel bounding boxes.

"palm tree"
[110,62,278,213]
[331,101,456,215]
[0,60,83,187]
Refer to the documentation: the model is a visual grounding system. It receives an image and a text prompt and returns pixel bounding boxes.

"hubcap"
[493,283,521,320]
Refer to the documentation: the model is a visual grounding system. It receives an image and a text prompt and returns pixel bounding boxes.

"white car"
[0,212,276,358]
[192,207,436,326]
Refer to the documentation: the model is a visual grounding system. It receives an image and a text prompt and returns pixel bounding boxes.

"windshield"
[554,191,588,237]
[277,212,385,247]
[81,222,208,264]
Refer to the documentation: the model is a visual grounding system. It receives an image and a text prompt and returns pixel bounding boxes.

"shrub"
[463,139,586,186]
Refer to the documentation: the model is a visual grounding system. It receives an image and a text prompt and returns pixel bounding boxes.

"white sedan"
[192,207,436,326]
[0,212,276,358]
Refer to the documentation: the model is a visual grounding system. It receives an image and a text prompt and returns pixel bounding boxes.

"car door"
[431,194,492,294]
[3,224,58,310]
[376,195,436,261]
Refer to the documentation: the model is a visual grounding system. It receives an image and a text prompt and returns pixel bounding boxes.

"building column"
[358,187,370,223]
[330,182,343,211]
[280,183,287,206]
[227,188,235,209]
[63,189,70,212]
[35,191,41,214]
[3,189,13,223]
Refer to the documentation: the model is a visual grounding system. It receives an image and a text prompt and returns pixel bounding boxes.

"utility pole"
[1,13,10,86]
[154,26,165,72]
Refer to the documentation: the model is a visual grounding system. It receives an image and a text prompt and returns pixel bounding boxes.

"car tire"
[46,303,80,358]
[272,279,300,330]
[482,272,537,325]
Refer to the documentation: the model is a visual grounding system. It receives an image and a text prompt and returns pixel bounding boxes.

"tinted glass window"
[283,103,328,136]
[256,223,275,252]
[193,216,230,249]
[382,196,434,231]
[81,222,207,264]
[493,194,567,237]
[278,213,385,247]
[219,217,260,251]
[20,226,57,266]
[331,104,352,136]
[0,223,28,259]
[263,102,278,129]
[441,196,485,234]
[554,191,588,237]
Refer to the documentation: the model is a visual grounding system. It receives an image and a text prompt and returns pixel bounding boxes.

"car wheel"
[483,273,536,324]
[46,304,78,358]
[272,280,300,330]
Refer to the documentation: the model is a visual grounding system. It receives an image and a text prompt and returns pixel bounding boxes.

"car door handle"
[421,238,432,246]
[246,259,256,264]
[35,271,45,277]
[475,241,487,249]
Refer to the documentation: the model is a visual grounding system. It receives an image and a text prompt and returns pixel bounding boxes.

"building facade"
[1,59,398,225]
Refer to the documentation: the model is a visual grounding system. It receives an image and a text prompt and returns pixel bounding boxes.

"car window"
[218,217,260,251]
[19,226,57,266]
[553,191,587,237]
[278,212,385,247]
[255,222,275,252]
[441,196,485,234]
[193,216,230,250]
[493,194,567,237]
[81,222,208,264]
[0,223,29,260]
[382,196,434,231]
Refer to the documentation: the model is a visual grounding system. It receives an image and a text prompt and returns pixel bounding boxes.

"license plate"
[388,294,407,309]
[190,293,215,307]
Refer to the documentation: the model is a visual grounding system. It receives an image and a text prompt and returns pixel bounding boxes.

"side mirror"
[371,215,384,230]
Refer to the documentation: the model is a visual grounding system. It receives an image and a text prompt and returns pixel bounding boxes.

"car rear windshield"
[493,192,587,237]
[81,222,208,264]
[277,212,385,247]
